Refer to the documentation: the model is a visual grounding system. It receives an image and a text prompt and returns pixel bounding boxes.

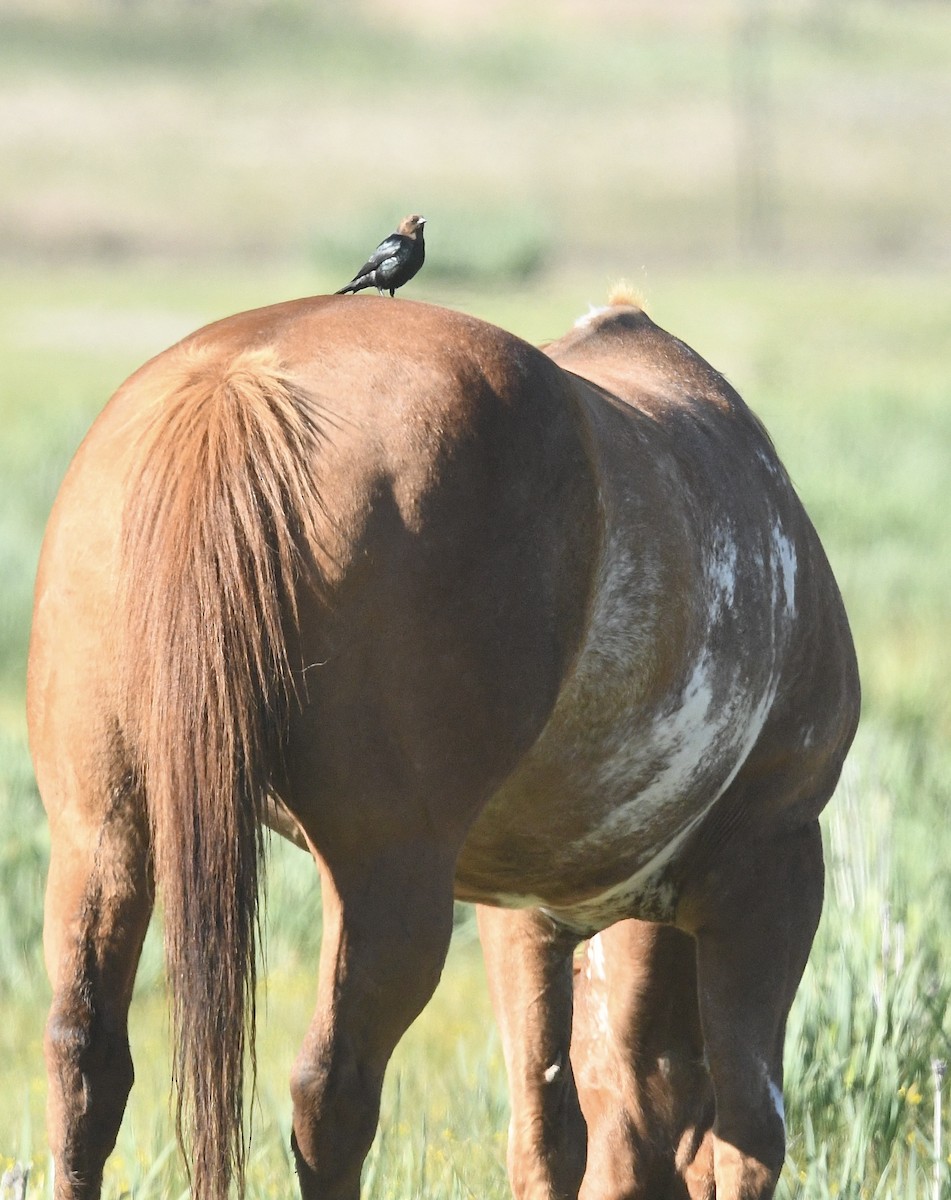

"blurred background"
[1,2,950,1196]
[3,0,950,275]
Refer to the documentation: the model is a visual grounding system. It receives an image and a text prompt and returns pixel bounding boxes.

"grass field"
[2,2,951,1198]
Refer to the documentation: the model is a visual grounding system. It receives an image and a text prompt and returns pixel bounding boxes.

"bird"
[334,214,426,298]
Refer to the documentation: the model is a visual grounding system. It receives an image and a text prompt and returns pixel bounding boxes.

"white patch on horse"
[583,935,611,1038]
[543,1059,562,1084]
[587,932,607,983]
[762,1059,786,1130]
[706,524,738,620]
[755,448,786,481]
[592,653,717,840]
[574,304,613,330]
[770,519,797,618]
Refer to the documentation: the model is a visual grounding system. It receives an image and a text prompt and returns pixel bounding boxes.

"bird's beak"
[418,217,427,226]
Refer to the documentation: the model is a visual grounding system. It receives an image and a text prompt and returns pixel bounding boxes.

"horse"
[27,289,859,1200]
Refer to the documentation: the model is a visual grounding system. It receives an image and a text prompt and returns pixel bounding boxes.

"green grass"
[780,739,951,1198]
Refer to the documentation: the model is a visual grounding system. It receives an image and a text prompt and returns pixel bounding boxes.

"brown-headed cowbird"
[334,214,426,298]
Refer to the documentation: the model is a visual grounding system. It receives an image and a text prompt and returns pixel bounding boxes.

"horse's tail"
[118,345,327,1200]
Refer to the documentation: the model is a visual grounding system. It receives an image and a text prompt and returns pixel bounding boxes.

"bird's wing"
[352,233,409,277]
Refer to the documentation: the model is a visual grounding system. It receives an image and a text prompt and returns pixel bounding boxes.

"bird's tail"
[333,284,356,295]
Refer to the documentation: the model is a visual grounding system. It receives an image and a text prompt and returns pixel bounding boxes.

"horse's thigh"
[43,782,152,1200]
[573,920,714,1200]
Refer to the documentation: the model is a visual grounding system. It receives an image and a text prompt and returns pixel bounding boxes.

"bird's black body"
[335,214,426,298]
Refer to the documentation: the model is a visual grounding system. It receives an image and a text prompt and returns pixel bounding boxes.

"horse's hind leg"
[572,921,714,1200]
[289,841,457,1200]
[477,906,587,1200]
[680,818,825,1200]
[41,772,152,1200]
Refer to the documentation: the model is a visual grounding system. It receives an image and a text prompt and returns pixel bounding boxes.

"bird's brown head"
[398,214,426,237]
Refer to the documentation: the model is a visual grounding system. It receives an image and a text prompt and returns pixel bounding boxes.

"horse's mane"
[606,280,648,310]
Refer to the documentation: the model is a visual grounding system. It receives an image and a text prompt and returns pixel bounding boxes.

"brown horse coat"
[28,294,859,1200]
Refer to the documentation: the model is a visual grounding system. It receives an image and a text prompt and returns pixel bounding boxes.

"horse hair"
[118,345,327,1200]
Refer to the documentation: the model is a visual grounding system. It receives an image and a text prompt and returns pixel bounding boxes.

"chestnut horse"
[27,292,859,1200]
